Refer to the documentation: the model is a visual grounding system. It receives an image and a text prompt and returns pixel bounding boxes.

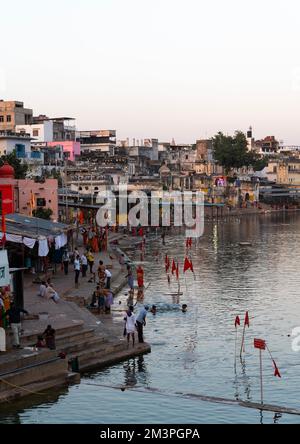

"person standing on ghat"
[136,305,149,344]
[81,252,88,278]
[6,302,29,349]
[98,261,106,288]
[74,255,81,289]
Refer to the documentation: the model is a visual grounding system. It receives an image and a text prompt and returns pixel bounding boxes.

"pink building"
[0,164,58,221]
[18,179,58,221]
[48,141,81,162]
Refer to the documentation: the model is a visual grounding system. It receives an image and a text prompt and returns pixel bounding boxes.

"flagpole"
[235,326,237,374]
[259,349,263,405]
[240,312,249,358]
[240,323,246,358]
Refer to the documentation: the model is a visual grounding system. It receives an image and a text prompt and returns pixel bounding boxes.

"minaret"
[247,126,254,151]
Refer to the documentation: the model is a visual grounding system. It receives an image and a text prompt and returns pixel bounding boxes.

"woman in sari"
[136,266,144,289]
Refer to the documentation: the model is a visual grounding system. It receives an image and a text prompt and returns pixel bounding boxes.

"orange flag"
[244,311,250,328]
[172,259,177,275]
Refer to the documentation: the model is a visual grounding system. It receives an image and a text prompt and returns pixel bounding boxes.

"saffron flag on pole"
[244,311,250,328]
[172,259,177,275]
[235,316,240,328]
[190,260,194,273]
[273,360,281,378]
[183,257,191,273]
[30,190,36,217]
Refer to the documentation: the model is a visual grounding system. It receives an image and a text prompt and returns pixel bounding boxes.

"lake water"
[1,213,300,424]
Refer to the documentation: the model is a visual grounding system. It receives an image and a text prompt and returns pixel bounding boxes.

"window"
[33,129,39,137]
[0,116,4,123]
[37,198,46,207]
[6,115,11,122]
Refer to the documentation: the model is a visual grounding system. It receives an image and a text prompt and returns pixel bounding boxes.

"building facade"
[0,164,58,220]
[0,100,33,132]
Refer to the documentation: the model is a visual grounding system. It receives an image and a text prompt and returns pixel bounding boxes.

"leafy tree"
[212,131,267,173]
[32,208,53,220]
[0,151,28,179]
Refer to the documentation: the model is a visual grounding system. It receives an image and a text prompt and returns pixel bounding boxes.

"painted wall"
[18,179,58,221]
[0,138,31,156]
[0,184,15,214]
[48,141,81,161]
[16,121,54,143]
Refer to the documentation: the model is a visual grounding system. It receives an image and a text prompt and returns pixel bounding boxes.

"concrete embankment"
[0,238,151,404]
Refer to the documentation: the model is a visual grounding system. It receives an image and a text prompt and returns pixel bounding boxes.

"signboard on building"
[0,250,10,287]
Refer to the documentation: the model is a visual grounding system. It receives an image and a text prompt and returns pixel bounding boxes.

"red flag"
[244,311,250,328]
[165,257,170,273]
[190,260,194,273]
[176,263,179,280]
[138,228,144,237]
[273,360,281,378]
[172,259,177,275]
[183,257,191,273]
[188,238,192,248]
[235,316,240,328]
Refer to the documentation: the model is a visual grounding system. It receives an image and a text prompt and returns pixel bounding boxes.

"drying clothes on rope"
[55,233,68,250]
[23,237,36,249]
[0,233,23,244]
[38,238,49,257]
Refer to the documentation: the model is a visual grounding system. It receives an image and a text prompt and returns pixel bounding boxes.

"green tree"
[212,131,267,173]
[0,151,28,179]
[32,208,53,220]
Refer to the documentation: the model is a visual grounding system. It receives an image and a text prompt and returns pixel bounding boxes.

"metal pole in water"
[234,327,237,374]
[259,349,263,405]
[240,323,246,358]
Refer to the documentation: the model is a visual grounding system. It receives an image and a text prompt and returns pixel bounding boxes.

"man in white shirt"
[136,305,149,343]
[74,255,81,288]
[105,268,112,289]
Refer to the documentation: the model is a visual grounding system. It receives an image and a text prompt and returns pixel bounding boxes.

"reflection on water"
[0,213,300,424]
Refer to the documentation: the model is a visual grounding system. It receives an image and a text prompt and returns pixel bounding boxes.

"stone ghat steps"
[48,327,97,348]
[56,335,106,356]
[0,348,57,375]
[5,321,86,349]
[0,358,67,394]
[67,339,138,371]
[0,371,79,404]
[79,343,152,373]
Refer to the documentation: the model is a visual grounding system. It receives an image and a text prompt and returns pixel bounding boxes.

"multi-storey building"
[78,130,116,156]
[0,100,33,132]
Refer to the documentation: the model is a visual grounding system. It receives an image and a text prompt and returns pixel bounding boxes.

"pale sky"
[2,0,300,144]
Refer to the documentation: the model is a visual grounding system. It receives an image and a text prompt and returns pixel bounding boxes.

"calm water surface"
[1,213,300,424]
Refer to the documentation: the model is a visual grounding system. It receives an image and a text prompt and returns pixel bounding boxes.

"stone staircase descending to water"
[0,301,150,403]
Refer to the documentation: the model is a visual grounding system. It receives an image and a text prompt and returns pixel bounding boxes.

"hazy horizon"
[2,0,300,144]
